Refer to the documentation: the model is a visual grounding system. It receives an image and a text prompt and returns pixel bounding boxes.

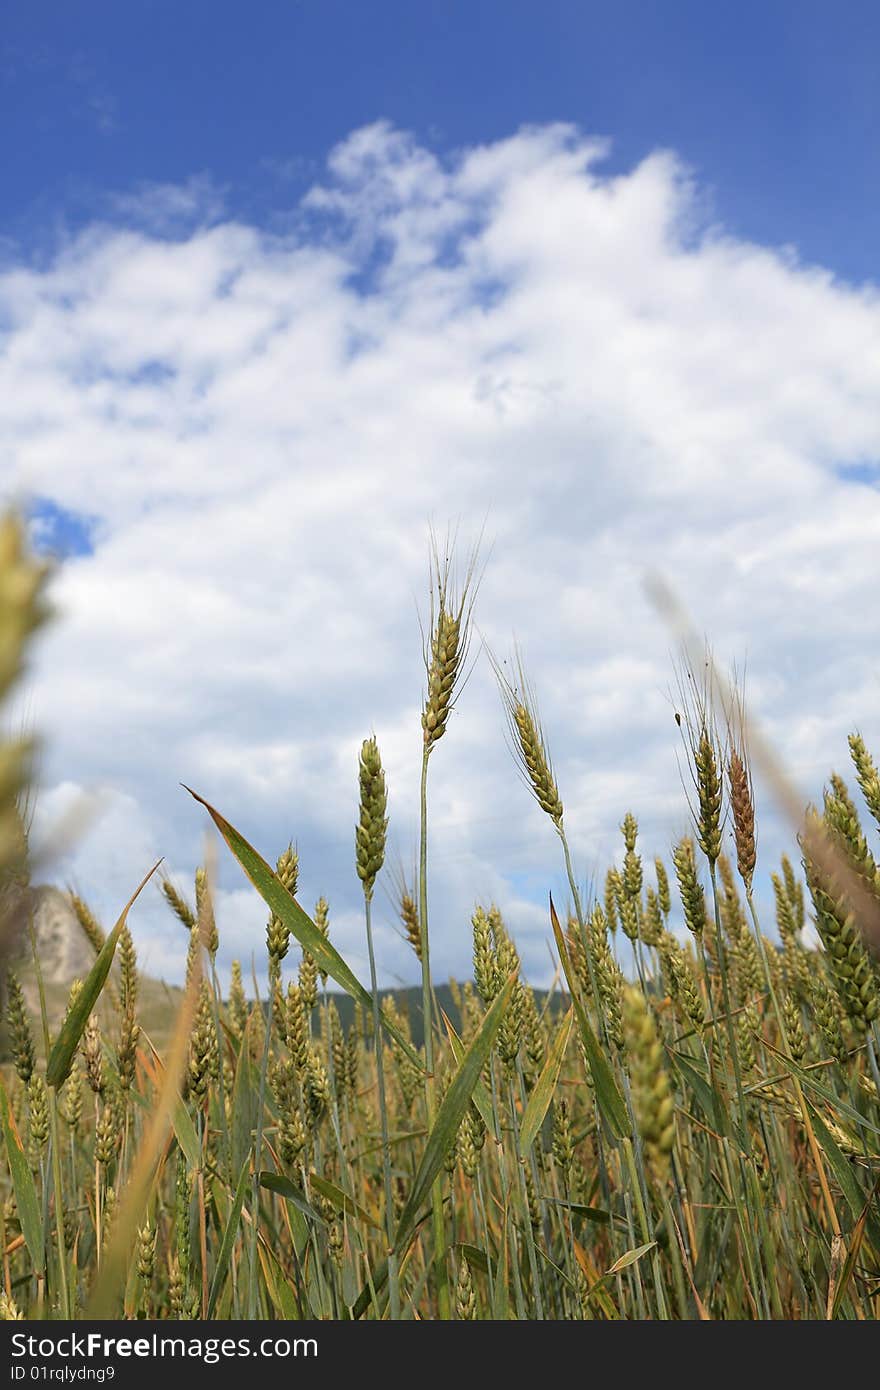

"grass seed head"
[728,748,756,888]
[5,970,35,1083]
[552,1097,573,1174]
[137,1219,156,1283]
[314,897,330,983]
[521,984,545,1073]
[589,906,625,1050]
[195,867,218,958]
[399,886,421,962]
[694,729,723,864]
[459,1101,486,1179]
[492,649,564,827]
[848,732,880,832]
[188,981,219,1101]
[266,845,298,965]
[299,951,319,1012]
[345,1028,359,1097]
[70,894,106,957]
[654,859,671,918]
[116,1008,140,1091]
[802,812,879,1026]
[160,879,196,932]
[95,1103,118,1167]
[0,1291,23,1320]
[356,736,388,901]
[472,904,497,1004]
[26,1074,48,1159]
[661,935,705,1032]
[60,1066,83,1130]
[304,1046,331,1126]
[455,1254,477,1320]
[673,837,706,939]
[623,985,675,1183]
[809,977,849,1066]
[736,1008,757,1076]
[285,982,309,1073]
[421,537,478,752]
[642,888,664,947]
[82,1014,105,1096]
[782,991,807,1065]
[496,933,525,1067]
[228,960,248,1038]
[118,925,138,1014]
[780,855,805,930]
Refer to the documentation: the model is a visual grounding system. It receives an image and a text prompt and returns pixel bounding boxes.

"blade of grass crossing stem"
[492,1203,510,1320]
[0,1079,44,1277]
[441,1011,495,1134]
[668,1049,737,1142]
[350,1209,434,1320]
[352,1259,389,1321]
[550,895,629,1141]
[309,1174,382,1230]
[46,861,161,1088]
[757,1037,880,1138]
[207,1158,250,1318]
[806,1101,880,1251]
[231,1021,262,1175]
[258,1172,327,1226]
[87,938,203,1317]
[519,1008,572,1155]
[606,1241,657,1276]
[393,973,517,1259]
[172,1094,201,1170]
[185,788,423,1070]
[830,1181,878,1320]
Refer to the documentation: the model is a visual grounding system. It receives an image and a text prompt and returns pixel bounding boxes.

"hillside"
[0,884,565,1056]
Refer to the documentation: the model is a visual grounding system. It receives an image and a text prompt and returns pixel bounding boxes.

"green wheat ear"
[622,985,674,1185]
[848,732,880,831]
[673,836,706,939]
[490,647,563,827]
[421,536,479,753]
[5,970,35,1083]
[355,736,388,900]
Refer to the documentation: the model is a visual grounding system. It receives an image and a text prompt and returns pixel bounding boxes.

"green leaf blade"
[519,1008,572,1155]
[392,972,516,1258]
[46,862,160,1089]
[207,1158,250,1319]
[185,789,423,1071]
[0,1080,44,1277]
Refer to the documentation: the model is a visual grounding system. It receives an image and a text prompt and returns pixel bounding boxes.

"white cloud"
[4,122,880,989]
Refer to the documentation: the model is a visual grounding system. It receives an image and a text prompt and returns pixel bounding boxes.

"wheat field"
[1,513,879,1321]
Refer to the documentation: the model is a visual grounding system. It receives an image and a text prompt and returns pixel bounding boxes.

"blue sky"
[3,2,878,282]
[3,5,880,989]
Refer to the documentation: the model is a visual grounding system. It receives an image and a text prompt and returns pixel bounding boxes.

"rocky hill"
[14,885,98,983]
[0,884,183,1057]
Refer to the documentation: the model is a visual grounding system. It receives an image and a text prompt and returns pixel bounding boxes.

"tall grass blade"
[0,1079,44,1277]
[207,1158,250,1318]
[393,972,516,1257]
[519,1007,572,1155]
[185,789,423,1069]
[550,896,628,1140]
[46,861,161,1088]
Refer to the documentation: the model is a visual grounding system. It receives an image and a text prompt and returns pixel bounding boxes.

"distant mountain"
[18,885,97,983]
[309,982,568,1050]
[0,886,567,1059]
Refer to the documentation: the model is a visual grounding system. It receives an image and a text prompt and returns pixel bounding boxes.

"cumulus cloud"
[3,121,880,989]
